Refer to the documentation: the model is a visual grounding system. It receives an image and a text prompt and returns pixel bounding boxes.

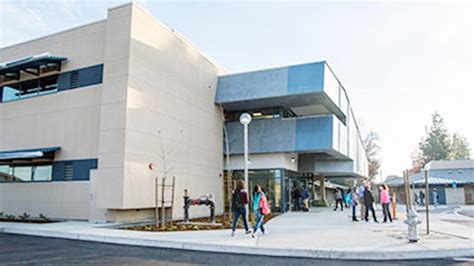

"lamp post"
[423,165,431,235]
[239,113,252,222]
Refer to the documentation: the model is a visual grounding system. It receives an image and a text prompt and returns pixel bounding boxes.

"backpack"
[232,190,243,209]
[259,193,271,215]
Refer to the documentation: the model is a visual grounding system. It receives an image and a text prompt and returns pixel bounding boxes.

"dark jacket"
[363,189,375,206]
[239,190,249,205]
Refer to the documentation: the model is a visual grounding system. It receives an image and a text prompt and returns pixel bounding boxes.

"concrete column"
[319,175,327,206]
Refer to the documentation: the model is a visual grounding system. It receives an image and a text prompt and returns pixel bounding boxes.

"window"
[0,64,103,103]
[1,75,59,102]
[0,164,52,182]
[32,165,53,181]
[14,166,32,182]
[0,165,14,182]
[2,84,21,102]
[225,107,296,122]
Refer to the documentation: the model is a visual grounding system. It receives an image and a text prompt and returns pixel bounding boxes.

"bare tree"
[363,131,382,181]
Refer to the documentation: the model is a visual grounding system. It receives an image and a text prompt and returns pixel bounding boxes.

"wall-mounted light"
[291,157,296,163]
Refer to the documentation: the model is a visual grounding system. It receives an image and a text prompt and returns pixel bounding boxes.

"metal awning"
[0,147,60,160]
[0,53,67,81]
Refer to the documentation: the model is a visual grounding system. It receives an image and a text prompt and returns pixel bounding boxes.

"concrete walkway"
[1,206,473,261]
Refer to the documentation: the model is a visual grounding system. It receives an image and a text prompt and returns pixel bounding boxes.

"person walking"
[303,187,311,212]
[345,188,351,209]
[358,183,366,220]
[231,180,251,236]
[413,192,420,206]
[252,185,271,238]
[380,184,393,223]
[419,190,425,206]
[364,185,378,222]
[433,189,439,207]
[334,189,344,211]
[349,187,359,221]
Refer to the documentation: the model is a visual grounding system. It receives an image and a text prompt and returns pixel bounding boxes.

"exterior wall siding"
[227,115,335,155]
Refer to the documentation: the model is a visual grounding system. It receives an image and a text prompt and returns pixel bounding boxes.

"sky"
[0,0,472,181]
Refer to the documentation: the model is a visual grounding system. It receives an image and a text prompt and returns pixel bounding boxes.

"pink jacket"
[258,193,271,215]
[380,190,390,204]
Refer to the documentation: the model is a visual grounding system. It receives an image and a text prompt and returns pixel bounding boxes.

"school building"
[0,3,368,222]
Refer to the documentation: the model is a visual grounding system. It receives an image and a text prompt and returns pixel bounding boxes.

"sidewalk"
[1,206,473,261]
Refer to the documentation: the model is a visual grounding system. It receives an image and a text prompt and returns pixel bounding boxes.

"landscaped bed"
[126,213,279,232]
[0,212,57,224]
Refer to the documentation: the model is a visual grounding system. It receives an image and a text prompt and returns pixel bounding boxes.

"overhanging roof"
[0,147,61,160]
[0,53,67,80]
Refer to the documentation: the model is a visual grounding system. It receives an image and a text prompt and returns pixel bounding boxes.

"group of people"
[293,187,311,212]
[346,183,393,223]
[231,180,271,238]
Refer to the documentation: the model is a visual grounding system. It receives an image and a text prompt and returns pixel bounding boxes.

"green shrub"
[39,213,50,221]
[19,212,30,221]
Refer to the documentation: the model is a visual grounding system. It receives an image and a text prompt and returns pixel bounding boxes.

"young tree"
[418,112,451,164]
[450,132,471,159]
[363,131,382,181]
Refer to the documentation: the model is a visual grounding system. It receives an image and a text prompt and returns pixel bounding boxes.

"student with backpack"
[231,180,251,236]
[251,184,271,238]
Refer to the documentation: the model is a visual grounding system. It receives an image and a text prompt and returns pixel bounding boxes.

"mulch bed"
[0,218,57,224]
[126,213,279,232]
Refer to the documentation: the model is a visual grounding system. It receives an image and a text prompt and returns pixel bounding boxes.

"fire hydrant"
[404,207,422,242]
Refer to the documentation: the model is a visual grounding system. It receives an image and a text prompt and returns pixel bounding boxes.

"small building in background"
[384,160,474,205]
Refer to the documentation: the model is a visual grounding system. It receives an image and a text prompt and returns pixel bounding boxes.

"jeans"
[253,209,265,233]
[382,203,392,222]
[352,205,357,220]
[232,207,249,232]
[365,203,378,222]
[334,199,343,210]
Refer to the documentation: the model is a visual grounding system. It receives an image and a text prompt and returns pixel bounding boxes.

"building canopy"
[0,53,67,81]
[0,147,60,161]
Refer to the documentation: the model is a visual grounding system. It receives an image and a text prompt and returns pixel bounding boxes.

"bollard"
[210,202,216,224]
[183,189,190,223]
[392,192,397,220]
[404,207,422,242]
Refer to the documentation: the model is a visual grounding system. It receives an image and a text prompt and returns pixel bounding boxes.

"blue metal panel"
[227,118,296,154]
[57,72,71,91]
[295,116,333,151]
[216,61,328,104]
[72,159,98,180]
[216,67,288,103]
[52,159,98,181]
[52,161,65,181]
[226,116,334,154]
[77,65,103,88]
[287,62,325,94]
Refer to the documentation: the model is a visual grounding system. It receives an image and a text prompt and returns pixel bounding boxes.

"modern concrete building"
[0,3,368,222]
[217,62,368,211]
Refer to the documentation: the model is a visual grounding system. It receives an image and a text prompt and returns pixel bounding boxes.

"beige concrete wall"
[0,21,107,220]
[0,87,102,161]
[94,4,132,211]
[1,3,227,222]
[113,4,226,220]
[0,181,89,220]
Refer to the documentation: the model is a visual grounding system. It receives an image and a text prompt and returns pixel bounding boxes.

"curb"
[2,226,474,261]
